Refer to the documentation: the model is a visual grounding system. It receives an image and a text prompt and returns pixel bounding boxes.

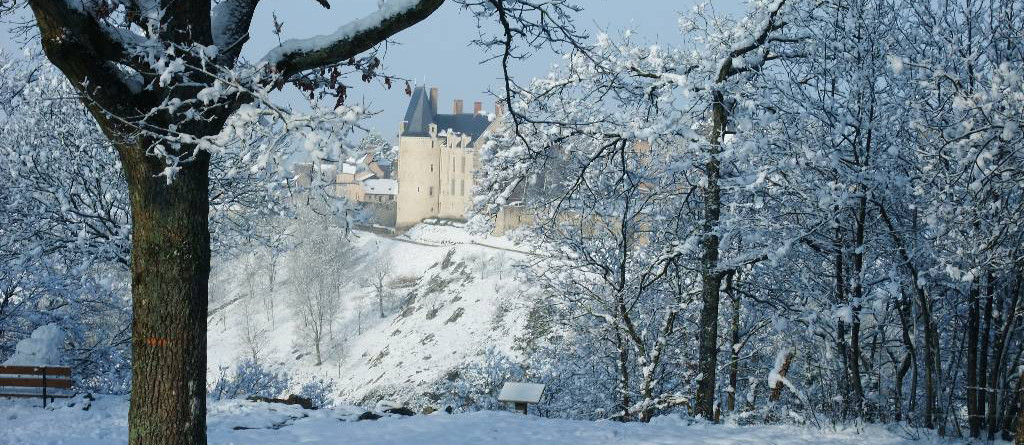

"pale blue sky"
[1,1,747,143]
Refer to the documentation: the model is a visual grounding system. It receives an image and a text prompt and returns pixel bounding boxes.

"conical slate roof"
[402,87,436,137]
[401,87,492,144]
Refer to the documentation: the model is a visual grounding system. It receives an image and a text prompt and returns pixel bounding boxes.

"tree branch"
[211,0,261,67]
[263,0,444,80]
[27,0,140,111]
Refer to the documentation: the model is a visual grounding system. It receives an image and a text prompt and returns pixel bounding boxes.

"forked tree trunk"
[119,139,211,445]
[879,204,939,428]
[834,234,853,416]
[990,271,1022,439]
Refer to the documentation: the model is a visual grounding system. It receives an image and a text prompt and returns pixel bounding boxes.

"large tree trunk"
[849,197,867,414]
[895,288,916,422]
[878,204,939,428]
[615,330,632,421]
[834,234,851,416]
[978,273,994,429]
[918,281,941,430]
[694,90,725,421]
[1007,361,1023,445]
[727,273,740,412]
[1016,392,1023,445]
[120,139,211,445]
[990,270,1022,439]
[968,283,982,437]
[769,349,795,402]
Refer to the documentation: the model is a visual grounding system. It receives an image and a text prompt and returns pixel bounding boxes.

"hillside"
[207,223,538,408]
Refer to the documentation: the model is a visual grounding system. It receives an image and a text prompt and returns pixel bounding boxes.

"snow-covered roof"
[363,179,397,195]
[498,382,545,404]
[402,87,492,144]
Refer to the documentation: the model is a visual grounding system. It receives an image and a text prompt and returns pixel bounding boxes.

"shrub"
[209,359,291,400]
[299,377,336,408]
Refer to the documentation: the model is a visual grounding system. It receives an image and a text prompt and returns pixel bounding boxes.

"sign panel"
[497,382,545,404]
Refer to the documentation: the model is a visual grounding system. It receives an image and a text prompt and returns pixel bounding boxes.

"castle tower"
[395,87,497,230]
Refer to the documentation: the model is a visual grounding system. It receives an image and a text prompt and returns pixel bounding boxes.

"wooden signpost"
[498,382,545,415]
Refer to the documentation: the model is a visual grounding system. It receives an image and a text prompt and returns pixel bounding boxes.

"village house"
[335,153,397,204]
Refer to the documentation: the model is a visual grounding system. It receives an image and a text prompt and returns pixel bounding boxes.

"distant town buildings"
[292,86,531,234]
[335,153,397,204]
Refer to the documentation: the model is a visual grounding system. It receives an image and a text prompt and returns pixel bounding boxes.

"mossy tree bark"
[121,139,212,445]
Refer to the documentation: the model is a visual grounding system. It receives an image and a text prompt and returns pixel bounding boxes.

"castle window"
[460,179,465,196]
[450,178,456,195]
[461,156,466,173]
[429,186,433,196]
[430,163,433,172]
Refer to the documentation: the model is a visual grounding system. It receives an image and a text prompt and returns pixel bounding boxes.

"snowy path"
[1,395,961,445]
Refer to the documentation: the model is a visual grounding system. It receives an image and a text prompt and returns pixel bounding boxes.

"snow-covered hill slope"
[207,223,538,407]
[2,394,971,445]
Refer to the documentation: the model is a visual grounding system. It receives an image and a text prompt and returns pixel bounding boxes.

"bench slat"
[0,377,73,389]
[0,366,72,376]
[0,392,72,399]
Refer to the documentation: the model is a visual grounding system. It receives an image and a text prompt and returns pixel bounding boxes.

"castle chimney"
[495,103,505,117]
[429,87,439,114]
[454,99,464,114]
[474,101,482,114]
[399,121,407,134]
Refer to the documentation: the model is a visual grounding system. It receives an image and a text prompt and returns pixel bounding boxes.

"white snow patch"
[3,323,65,366]
[207,228,533,406]
[0,394,967,445]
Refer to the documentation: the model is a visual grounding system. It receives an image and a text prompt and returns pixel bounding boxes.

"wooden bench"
[0,365,73,407]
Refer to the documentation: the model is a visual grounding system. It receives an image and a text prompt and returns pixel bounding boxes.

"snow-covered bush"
[299,377,336,409]
[428,344,636,420]
[209,359,291,400]
[430,348,526,412]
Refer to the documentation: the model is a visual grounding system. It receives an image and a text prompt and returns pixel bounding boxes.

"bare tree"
[239,289,268,363]
[290,223,348,366]
[367,255,392,318]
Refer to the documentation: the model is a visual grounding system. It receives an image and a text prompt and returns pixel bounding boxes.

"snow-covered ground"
[0,394,965,445]
[1,223,994,445]
[400,221,527,252]
[207,222,537,407]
